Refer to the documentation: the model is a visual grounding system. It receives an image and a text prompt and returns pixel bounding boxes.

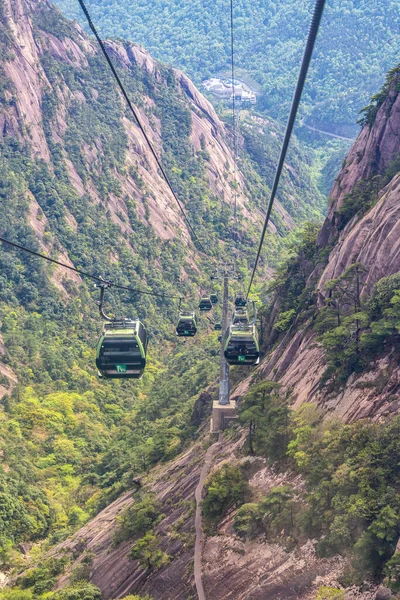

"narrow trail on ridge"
[194,435,222,600]
[302,123,354,141]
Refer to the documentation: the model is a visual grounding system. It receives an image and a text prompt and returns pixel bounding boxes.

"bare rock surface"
[326,78,400,220]
[318,173,400,298]
[232,77,400,424]
[48,436,221,599]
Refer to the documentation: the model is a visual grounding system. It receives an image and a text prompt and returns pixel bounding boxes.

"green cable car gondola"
[232,308,249,325]
[235,294,247,308]
[214,322,222,331]
[199,297,213,311]
[176,312,197,337]
[210,294,218,304]
[96,320,148,379]
[224,323,260,366]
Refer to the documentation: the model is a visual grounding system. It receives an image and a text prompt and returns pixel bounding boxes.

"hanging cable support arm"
[95,278,114,321]
[246,0,326,299]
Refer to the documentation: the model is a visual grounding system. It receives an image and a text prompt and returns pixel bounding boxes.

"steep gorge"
[46,65,400,600]
[233,67,400,423]
[0,0,328,596]
[4,1,400,599]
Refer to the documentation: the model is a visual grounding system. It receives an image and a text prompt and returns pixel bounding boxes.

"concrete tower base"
[210,401,237,433]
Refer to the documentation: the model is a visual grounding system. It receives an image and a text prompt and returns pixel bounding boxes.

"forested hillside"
[53,0,400,129]
[0,0,325,594]
[4,0,400,599]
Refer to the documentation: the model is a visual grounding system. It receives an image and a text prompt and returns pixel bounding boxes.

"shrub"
[114,495,164,544]
[202,464,250,527]
[53,582,102,600]
[384,551,400,591]
[0,591,33,600]
[129,532,170,570]
[315,587,345,600]
[233,503,262,538]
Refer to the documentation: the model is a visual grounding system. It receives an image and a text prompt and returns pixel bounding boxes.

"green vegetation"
[358,64,400,127]
[238,381,288,460]
[54,0,400,126]
[234,486,296,541]
[0,0,228,570]
[202,463,250,529]
[0,581,102,600]
[0,583,152,600]
[114,494,164,544]
[0,0,324,582]
[315,588,345,600]
[337,152,400,228]
[317,270,400,385]
[240,117,325,223]
[228,389,400,585]
[262,222,321,333]
[129,532,170,570]
[268,242,400,388]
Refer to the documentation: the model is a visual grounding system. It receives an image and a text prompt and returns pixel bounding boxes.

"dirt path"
[194,437,221,600]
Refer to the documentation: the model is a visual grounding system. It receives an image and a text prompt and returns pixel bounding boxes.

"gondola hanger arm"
[95,277,115,322]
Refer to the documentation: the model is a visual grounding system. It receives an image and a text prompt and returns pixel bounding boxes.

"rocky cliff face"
[234,71,400,422]
[46,428,383,600]
[0,0,305,283]
[1,0,246,248]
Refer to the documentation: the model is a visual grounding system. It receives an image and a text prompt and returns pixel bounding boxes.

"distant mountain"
[53,0,400,129]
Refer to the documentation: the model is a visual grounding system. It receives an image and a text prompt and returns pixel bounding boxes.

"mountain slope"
[234,65,400,422]
[0,0,327,579]
[7,49,400,600]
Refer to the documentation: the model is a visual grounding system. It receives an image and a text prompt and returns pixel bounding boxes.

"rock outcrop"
[234,72,400,422]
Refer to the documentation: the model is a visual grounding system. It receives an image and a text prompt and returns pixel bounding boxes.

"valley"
[1,0,400,599]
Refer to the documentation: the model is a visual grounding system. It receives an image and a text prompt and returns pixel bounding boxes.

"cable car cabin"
[176,312,197,337]
[210,294,218,304]
[96,320,148,379]
[232,308,249,325]
[224,324,260,366]
[235,294,247,308]
[199,297,213,312]
[214,322,222,331]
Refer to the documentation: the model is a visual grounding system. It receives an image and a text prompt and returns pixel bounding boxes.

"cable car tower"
[210,263,238,433]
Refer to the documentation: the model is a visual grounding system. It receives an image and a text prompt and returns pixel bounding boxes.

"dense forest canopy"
[53,0,400,128]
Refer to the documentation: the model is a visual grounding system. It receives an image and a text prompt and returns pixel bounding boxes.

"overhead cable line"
[76,0,206,254]
[230,0,239,226]
[246,0,326,298]
[0,236,182,299]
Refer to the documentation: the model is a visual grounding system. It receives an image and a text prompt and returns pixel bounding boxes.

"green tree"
[239,381,288,461]
[202,464,250,526]
[114,495,163,544]
[129,532,170,570]
[53,582,102,600]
